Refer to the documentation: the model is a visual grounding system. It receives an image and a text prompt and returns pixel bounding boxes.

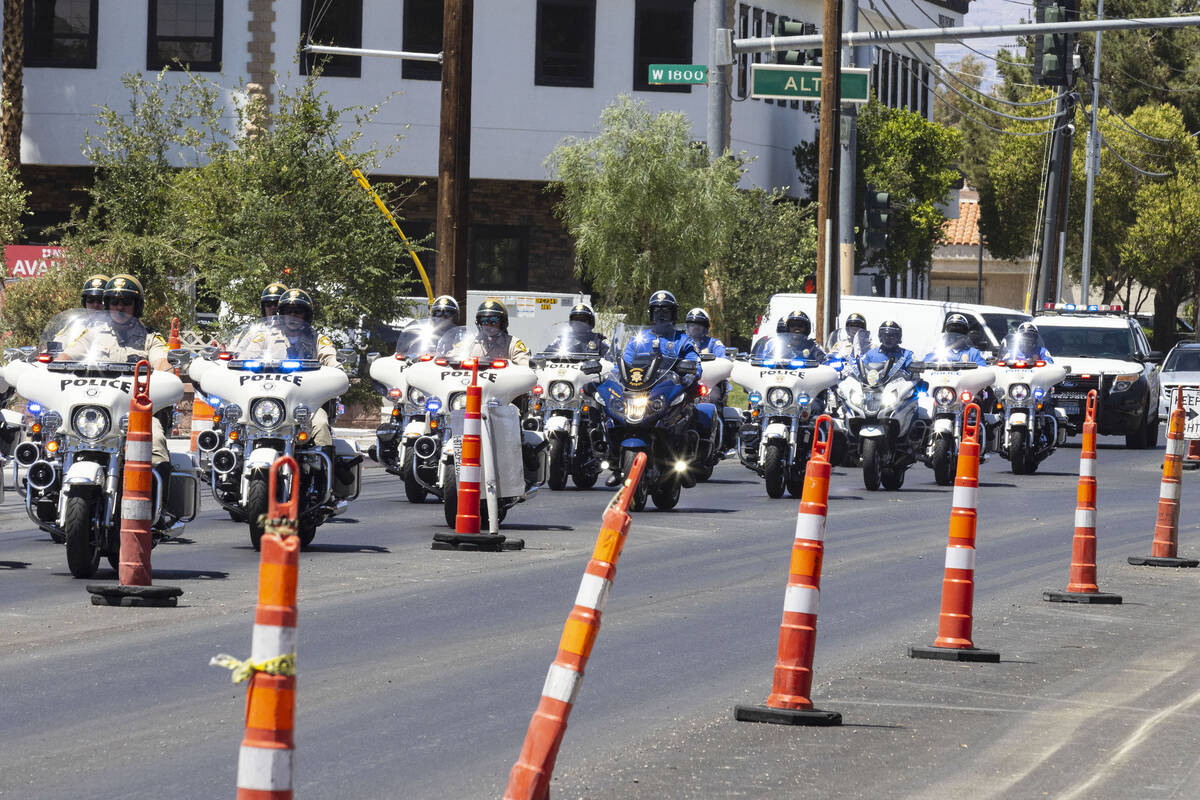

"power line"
[1101,63,1200,93]
[1103,139,1173,177]
[898,0,1033,68]
[1100,95,1175,142]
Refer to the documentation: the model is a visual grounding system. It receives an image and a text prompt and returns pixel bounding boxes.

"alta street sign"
[648,64,708,85]
[749,64,871,103]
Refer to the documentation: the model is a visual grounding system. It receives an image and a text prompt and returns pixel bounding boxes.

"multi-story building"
[14,0,966,292]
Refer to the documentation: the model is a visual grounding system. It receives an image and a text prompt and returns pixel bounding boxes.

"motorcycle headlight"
[1112,373,1140,393]
[408,387,427,405]
[294,404,312,424]
[625,394,648,422]
[549,381,573,402]
[71,405,110,440]
[767,387,792,409]
[251,398,286,429]
[863,390,882,414]
[1009,383,1030,402]
[450,392,467,411]
[933,386,956,406]
[41,410,63,435]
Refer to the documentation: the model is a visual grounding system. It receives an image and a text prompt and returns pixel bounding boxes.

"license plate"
[1055,391,1089,400]
[1059,402,1080,416]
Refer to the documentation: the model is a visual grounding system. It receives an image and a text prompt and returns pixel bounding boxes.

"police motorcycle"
[528,322,607,490]
[400,326,546,529]
[594,323,703,512]
[6,310,199,578]
[0,352,25,499]
[733,332,840,498]
[918,352,996,486]
[835,354,925,491]
[368,318,446,502]
[189,316,360,549]
[993,331,1068,474]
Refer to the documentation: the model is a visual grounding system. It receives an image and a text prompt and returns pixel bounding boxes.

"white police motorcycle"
[6,310,199,577]
[993,332,1068,474]
[733,334,840,498]
[401,326,547,530]
[918,357,996,485]
[529,322,607,490]
[836,354,925,491]
[189,316,360,549]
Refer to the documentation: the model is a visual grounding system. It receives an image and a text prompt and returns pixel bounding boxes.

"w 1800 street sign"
[750,64,871,103]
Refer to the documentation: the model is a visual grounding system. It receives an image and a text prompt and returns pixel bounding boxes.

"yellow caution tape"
[210,652,297,684]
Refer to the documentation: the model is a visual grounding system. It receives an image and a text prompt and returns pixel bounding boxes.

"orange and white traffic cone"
[734,415,842,726]
[189,393,215,458]
[433,360,523,551]
[213,456,300,800]
[87,361,182,607]
[1129,388,1199,568]
[503,452,647,800]
[910,403,999,662]
[1045,391,1122,603]
[1183,437,1200,471]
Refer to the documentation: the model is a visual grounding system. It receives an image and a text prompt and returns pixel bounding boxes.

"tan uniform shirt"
[466,333,530,366]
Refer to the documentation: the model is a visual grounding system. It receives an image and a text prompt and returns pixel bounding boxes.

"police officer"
[260,282,288,317]
[430,294,460,335]
[559,303,609,358]
[275,289,338,445]
[82,274,109,311]
[926,313,988,366]
[465,299,531,366]
[861,320,914,373]
[1006,321,1054,363]
[684,308,726,358]
[826,312,872,359]
[775,310,826,362]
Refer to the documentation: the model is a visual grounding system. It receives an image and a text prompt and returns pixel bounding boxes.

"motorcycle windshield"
[393,319,448,359]
[224,316,319,362]
[434,325,514,363]
[536,322,601,360]
[41,309,153,367]
[926,333,975,366]
[1000,330,1048,362]
[753,333,821,365]
[824,327,871,357]
[610,323,681,387]
[854,357,900,386]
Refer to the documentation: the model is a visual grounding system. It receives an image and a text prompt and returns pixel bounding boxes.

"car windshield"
[1163,348,1200,373]
[537,322,600,360]
[224,316,319,361]
[41,309,152,366]
[982,313,1032,347]
[1038,325,1135,360]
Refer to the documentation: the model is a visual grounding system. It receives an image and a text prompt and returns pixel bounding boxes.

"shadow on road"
[325,517,360,523]
[159,536,196,545]
[701,478,757,485]
[0,560,30,569]
[670,507,740,514]
[302,543,391,554]
[499,523,573,531]
[978,482,1017,488]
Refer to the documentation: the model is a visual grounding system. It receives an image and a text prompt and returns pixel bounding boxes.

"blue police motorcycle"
[594,323,701,511]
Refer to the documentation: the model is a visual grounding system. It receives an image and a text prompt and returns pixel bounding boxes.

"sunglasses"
[478,315,502,325]
[109,298,134,308]
[280,308,305,317]
[431,309,455,318]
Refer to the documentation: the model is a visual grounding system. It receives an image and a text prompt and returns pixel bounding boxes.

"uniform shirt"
[861,345,914,374]
[546,330,609,359]
[622,329,701,367]
[689,334,726,358]
[923,345,987,367]
[62,321,169,368]
[316,334,337,367]
[752,335,825,363]
[464,332,531,366]
[1004,345,1053,363]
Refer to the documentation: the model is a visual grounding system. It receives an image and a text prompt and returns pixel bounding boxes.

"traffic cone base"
[1127,555,1199,568]
[1043,589,1122,604]
[432,531,524,551]
[909,644,1000,663]
[733,704,842,726]
[85,584,183,607]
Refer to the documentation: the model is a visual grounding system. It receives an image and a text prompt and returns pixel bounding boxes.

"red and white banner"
[4,245,63,280]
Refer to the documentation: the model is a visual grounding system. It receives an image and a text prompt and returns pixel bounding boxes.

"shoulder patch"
[151,334,166,347]
[514,340,528,353]
[319,335,332,346]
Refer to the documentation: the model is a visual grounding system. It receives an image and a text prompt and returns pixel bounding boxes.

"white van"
[753,294,1031,358]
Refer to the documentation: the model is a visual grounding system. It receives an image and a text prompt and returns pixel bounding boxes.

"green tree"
[546,95,745,318]
[0,157,26,243]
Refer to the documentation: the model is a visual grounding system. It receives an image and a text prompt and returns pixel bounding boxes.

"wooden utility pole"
[814,0,844,338]
[1,0,24,173]
[436,0,472,312]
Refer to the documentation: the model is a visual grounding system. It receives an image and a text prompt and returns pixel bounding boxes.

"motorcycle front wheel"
[932,435,955,486]
[547,436,568,490]
[571,469,598,490]
[246,473,269,550]
[403,450,427,503]
[442,470,506,528]
[881,465,906,490]
[64,495,100,579]
[861,439,882,491]
[1010,433,1030,475]
[763,443,786,498]
[621,450,649,512]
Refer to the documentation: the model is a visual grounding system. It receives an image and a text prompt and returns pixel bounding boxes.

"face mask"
[650,308,674,325]
[686,323,707,339]
[480,324,501,338]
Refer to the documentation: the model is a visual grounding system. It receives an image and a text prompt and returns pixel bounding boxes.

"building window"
[535,0,595,87]
[147,0,222,71]
[25,0,97,68]
[632,0,694,93]
[938,14,955,28]
[470,225,529,290]
[301,0,362,78]
[403,0,443,81]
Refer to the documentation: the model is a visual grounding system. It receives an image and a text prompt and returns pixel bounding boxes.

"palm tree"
[1,0,23,173]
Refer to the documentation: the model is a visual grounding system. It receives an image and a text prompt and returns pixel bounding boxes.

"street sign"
[749,64,871,103]
[1181,387,1200,439]
[648,64,708,85]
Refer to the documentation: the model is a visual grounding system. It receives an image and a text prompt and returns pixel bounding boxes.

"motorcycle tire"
[64,495,100,579]
[694,463,714,483]
[299,518,318,548]
[404,468,428,504]
[571,470,598,490]
[228,508,248,523]
[621,450,649,512]
[881,465,906,491]
[932,436,955,486]
[651,477,681,510]
[246,473,269,551]
[861,439,882,492]
[1010,434,1030,475]
[547,437,568,490]
[763,443,786,499]
[442,470,507,528]
[786,462,807,498]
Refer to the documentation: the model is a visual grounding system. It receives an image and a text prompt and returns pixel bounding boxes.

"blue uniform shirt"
[1004,345,1053,363]
[622,329,701,379]
[861,345,914,373]
[689,334,726,358]
[923,344,987,367]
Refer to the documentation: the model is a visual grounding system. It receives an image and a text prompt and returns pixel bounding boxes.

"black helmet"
[430,294,460,322]
[879,319,902,348]
[785,310,811,337]
[476,298,509,332]
[648,290,678,324]
[845,312,867,331]
[1016,321,1040,350]
[277,288,314,323]
[260,282,288,315]
[568,303,596,328]
[775,317,788,334]
[943,313,970,335]
[82,274,109,306]
[104,274,145,317]
[684,307,711,330]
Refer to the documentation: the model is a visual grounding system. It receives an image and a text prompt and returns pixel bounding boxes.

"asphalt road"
[2,434,1200,799]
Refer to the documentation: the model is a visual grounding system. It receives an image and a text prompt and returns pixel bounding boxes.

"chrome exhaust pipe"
[211,448,239,475]
[414,435,439,460]
[27,459,57,490]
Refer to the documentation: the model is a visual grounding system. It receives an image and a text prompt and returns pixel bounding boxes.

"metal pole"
[436,0,472,311]
[1036,96,1064,309]
[707,2,730,159]
[815,0,844,339]
[838,0,863,297]
[1080,0,1103,304]
[977,234,984,303]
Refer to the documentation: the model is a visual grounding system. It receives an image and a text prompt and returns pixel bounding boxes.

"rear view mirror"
[366,351,380,365]
[201,346,218,361]
[336,348,359,368]
[581,360,602,375]
[1062,365,1072,374]
[908,361,926,372]
[676,360,698,376]
[167,350,194,368]
[1145,351,1163,364]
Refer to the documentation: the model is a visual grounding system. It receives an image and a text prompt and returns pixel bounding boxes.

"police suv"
[1032,304,1162,448]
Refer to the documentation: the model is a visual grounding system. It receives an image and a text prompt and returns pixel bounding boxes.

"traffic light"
[773,19,818,65]
[860,188,890,251]
[1033,0,1076,87]
[802,273,816,293]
